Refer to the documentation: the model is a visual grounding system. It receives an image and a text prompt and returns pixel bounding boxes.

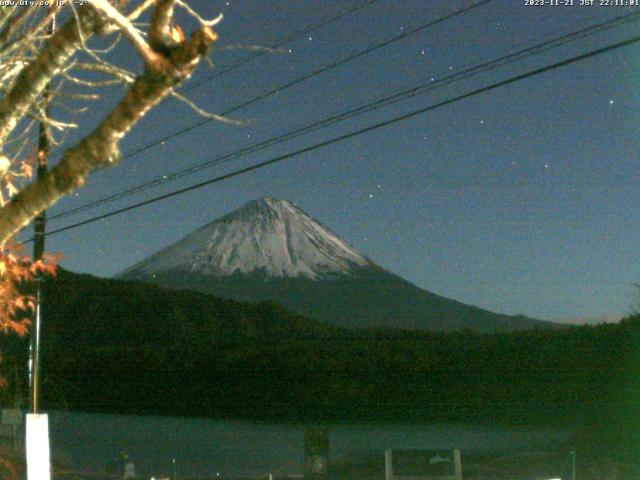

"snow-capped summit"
[118,197,553,332]
[119,197,374,280]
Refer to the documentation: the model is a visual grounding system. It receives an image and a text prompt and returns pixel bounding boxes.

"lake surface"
[46,411,571,478]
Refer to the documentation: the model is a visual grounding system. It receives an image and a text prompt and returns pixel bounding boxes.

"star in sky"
[45,0,640,321]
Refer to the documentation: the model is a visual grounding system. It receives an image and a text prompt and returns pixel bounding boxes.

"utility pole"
[29,11,55,415]
[25,12,56,480]
[570,450,576,480]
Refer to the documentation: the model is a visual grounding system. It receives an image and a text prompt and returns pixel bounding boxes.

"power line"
[35,32,640,240]
[52,0,493,168]
[186,0,493,93]
[183,0,383,93]
[48,10,640,221]
[48,0,382,160]
[49,0,495,220]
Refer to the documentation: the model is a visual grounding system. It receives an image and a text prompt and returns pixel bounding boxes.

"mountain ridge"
[119,197,375,281]
[118,197,555,332]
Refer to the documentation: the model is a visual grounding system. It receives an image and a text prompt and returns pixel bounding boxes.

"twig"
[0,13,221,242]
[0,3,100,144]
[171,91,245,126]
[90,0,164,69]
[215,44,282,53]
[0,5,37,49]
[53,92,100,101]
[60,71,125,88]
[175,0,223,27]
[127,0,157,22]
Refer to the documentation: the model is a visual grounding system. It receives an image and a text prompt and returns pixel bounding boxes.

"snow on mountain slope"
[117,197,554,332]
[118,197,374,280]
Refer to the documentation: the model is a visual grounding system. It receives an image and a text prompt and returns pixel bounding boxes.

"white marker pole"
[26,414,51,480]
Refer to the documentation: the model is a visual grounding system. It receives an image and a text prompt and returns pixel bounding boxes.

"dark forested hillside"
[141,269,555,332]
[2,269,638,431]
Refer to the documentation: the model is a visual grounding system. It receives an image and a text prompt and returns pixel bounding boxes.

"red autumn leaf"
[13,295,34,312]
[0,241,56,342]
[9,320,30,337]
[13,297,26,310]
[20,162,32,179]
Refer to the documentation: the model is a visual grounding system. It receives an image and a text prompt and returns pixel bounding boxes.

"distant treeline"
[1,269,638,433]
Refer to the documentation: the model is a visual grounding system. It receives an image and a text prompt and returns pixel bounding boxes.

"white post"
[453,450,462,480]
[570,450,576,480]
[25,414,51,480]
[385,449,394,480]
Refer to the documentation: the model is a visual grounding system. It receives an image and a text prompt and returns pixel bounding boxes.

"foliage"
[3,269,636,429]
[0,241,57,338]
[0,1,231,340]
[0,149,58,343]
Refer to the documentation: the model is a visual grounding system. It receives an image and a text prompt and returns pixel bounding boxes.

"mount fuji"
[118,197,554,332]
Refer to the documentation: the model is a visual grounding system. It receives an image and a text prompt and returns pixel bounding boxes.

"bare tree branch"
[0,6,59,57]
[0,22,219,243]
[0,6,101,146]
[60,70,124,88]
[171,91,244,126]
[0,5,37,49]
[127,0,157,22]
[150,0,178,50]
[90,0,165,69]
[175,0,223,27]
[0,8,14,33]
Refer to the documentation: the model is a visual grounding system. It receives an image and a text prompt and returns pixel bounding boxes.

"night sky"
[24,0,640,322]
